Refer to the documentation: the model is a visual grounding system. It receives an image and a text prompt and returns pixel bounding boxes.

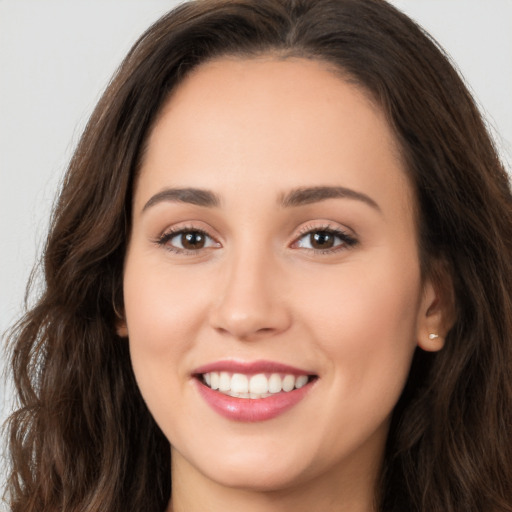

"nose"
[209,250,292,341]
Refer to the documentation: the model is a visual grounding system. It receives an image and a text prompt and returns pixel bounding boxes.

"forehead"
[137,57,412,218]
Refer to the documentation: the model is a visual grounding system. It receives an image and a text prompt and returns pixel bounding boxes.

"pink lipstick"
[193,360,316,422]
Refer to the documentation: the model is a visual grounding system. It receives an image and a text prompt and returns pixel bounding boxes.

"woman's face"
[120,58,442,497]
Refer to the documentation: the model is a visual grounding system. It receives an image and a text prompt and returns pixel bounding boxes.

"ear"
[416,271,455,352]
[116,320,129,338]
[114,303,129,338]
[112,285,128,337]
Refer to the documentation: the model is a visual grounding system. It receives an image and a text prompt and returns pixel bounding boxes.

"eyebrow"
[280,186,381,212]
[141,185,380,213]
[142,187,221,211]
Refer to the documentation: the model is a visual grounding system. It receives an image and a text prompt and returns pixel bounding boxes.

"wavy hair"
[5,0,512,511]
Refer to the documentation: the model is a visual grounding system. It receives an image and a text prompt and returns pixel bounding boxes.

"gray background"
[1,0,511,502]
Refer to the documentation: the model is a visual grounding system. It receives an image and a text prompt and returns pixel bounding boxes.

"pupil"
[312,231,334,249]
[182,231,205,249]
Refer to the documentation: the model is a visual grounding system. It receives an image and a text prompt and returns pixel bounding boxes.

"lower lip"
[195,379,314,422]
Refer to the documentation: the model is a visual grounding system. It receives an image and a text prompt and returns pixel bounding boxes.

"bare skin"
[119,57,447,512]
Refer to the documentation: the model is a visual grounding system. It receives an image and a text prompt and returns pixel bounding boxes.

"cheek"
[290,257,421,461]
[124,258,210,346]
[122,257,213,404]
[297,256,421,394]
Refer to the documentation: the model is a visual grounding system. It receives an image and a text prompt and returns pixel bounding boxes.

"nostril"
[210,311,290,341]
[208,272,293,340]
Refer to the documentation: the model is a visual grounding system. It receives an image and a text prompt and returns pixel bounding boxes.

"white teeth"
[210,372,219,390]
[219,372,231,392]
[201,371,311,398]
[268,373,282,393]
[295,375,308,389]
[282,374,295,392]
[249,374,268,394]
[231,373,249,394]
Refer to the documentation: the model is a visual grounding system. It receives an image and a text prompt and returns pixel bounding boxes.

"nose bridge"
[210,239,290,339]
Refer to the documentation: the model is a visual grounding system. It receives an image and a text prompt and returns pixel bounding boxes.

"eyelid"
[154,222,222,255]
[290,222,358,253]
[152,220,358,256]
[295,221,354,237]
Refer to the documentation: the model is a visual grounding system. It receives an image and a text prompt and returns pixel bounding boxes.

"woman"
[5,0,512,511]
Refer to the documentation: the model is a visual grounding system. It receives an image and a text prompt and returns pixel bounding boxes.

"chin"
[204,461,308,493]
[173,440,314,493]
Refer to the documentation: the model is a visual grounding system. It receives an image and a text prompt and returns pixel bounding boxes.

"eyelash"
[155,226,219,255]
[155,224,358,255]
[292,224,358,254]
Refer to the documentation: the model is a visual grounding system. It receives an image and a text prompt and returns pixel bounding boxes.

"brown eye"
[160,229,219,252]
[294,227,357,253]
[181,231,206,250]
[310,231,335,249]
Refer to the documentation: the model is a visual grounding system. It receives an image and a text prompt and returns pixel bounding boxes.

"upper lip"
[193,359,315,376]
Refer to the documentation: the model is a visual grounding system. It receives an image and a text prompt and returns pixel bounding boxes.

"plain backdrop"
[1,0,511,501]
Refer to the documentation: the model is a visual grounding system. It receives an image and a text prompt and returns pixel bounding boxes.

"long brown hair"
[5,1,512,511]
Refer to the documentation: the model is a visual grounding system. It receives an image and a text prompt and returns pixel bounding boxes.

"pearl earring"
[428,333,439,340]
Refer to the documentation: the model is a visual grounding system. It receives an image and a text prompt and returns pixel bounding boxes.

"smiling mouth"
[198,371,316,399]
